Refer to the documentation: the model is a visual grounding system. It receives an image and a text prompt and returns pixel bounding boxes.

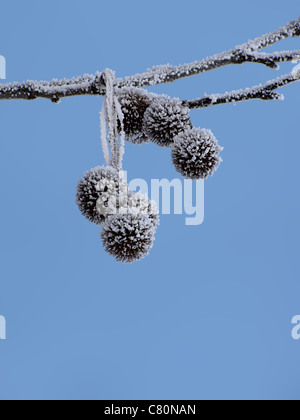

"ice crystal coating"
[117,87,153,144]
[143,96,191,147]
[127,191,160,228]
[76,166,119,225]
[171,128,223,180]
[101,213,157,264]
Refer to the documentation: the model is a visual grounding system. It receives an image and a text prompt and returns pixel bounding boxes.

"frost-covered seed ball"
[171,128,223,180]
[76,166,119,225]
[143,96,191,147]
[101,214,157,264]
[117,88,153,145]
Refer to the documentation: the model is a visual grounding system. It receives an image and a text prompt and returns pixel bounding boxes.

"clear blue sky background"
[0,0,299,401]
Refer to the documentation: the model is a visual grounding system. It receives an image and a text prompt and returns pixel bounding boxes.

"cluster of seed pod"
[118,87,223,180]
[76,75,223,264]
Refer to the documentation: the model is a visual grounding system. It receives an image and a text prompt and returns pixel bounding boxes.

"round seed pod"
[76,166,119,225]
[171,127,223,180]
[117,88,153,144]
[143,96,191,147]
[101,213,157,264]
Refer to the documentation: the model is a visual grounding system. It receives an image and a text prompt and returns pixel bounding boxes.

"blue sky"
[0,0,299,400]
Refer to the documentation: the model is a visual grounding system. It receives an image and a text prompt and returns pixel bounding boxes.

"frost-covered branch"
[185,70,300,109]
[0,74,102,103]
[119,49,300,89]
[0,17,299,103]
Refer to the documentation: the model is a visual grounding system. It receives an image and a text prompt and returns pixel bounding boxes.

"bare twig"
[119,48,300,89]
[238,50,300,69]
[0,17,299,103]
[0,74,102,103]
[185,71,300,109]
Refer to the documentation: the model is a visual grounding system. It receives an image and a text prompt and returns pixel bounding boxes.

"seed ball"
[117,88,153,144]
[76,166,119,225]
[143,96,191,147]
[171,127,223,180]
[101,213,157,264]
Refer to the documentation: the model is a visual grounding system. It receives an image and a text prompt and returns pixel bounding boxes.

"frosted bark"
[186,71,300,109]
[0,17,299,103]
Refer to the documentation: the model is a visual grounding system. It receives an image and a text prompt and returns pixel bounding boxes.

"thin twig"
[185,71,300,109]
[119,48,300,89]
[0,17,299,103]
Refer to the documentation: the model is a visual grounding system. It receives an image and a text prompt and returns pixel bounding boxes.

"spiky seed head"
[76,166,120,225]
[143,96,191,147]
[171,127,223,180]
[117,87,153,145]
[101,213,157,264]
